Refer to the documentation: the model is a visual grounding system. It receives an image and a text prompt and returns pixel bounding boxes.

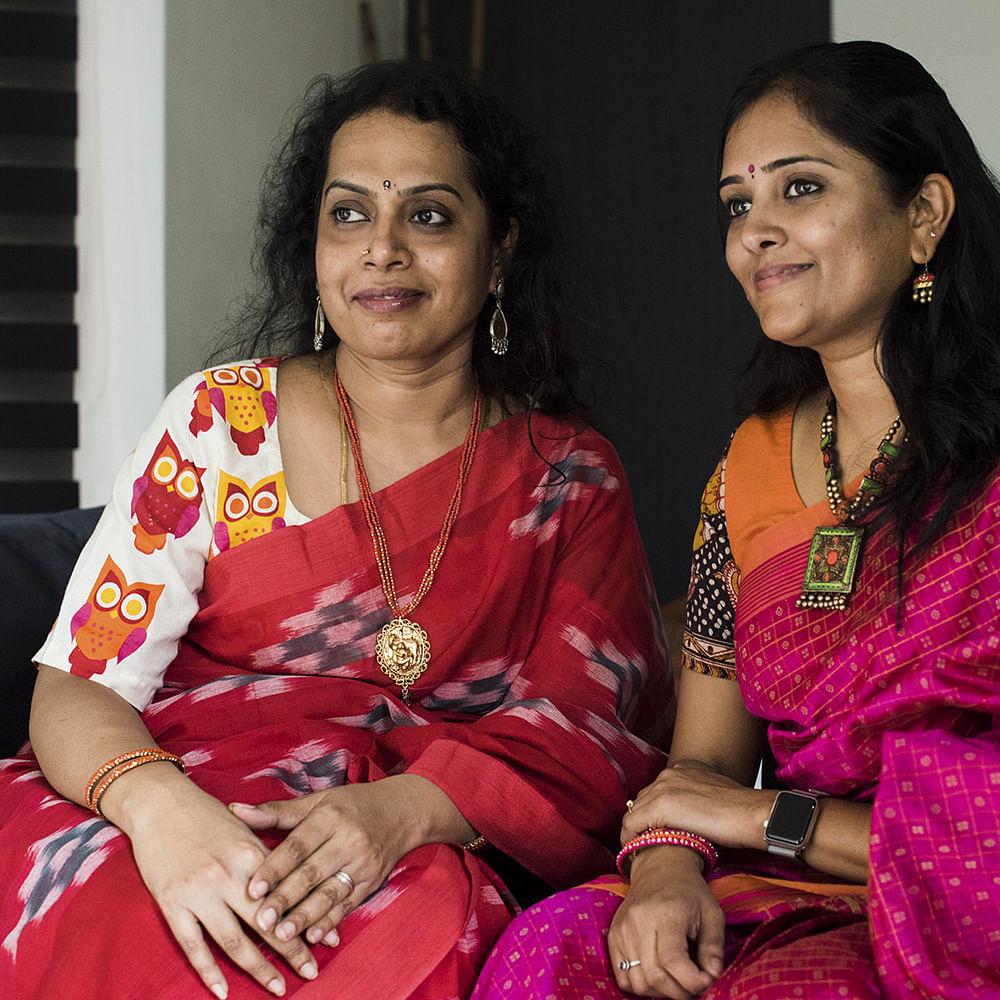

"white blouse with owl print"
[35,357,308,710]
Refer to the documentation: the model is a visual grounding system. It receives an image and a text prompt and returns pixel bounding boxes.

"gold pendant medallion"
[797,525,864,611]
[375,617,431,699]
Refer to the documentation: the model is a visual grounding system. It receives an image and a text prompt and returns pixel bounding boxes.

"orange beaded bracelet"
[86,749,185,817]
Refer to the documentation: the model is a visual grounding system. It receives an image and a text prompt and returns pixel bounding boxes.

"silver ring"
[618,959,640,971]
[332,869,356,894]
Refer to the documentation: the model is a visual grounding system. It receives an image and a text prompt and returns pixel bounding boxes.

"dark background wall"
[411,1,830,602]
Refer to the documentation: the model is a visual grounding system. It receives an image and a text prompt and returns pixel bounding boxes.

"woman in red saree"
[472,41,1000,999]
[0,63,670,1000]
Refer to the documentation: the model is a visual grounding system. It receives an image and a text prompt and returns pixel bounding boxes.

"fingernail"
[267,977,285,996]
[258,907,277,931]
[300,961,318,980]
[307,926,322,944]
[250,880,270,900]
[210,984,228,1000]
[276,920,295,941]
[323,929,340,947]
[229,802,251,810]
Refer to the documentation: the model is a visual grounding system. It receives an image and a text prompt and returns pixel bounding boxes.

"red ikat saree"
[0,409,670,1000]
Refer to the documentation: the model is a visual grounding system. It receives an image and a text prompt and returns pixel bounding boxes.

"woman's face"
[315,110,498,370]
[719,92,917,359]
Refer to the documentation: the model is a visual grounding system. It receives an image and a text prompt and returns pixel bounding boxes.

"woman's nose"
[366,216,411,268]
[740,203,784,253]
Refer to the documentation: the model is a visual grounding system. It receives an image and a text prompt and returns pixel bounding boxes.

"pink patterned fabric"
[474,409,1000,998]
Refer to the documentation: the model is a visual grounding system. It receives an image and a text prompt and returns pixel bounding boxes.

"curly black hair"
[214,59,594,420]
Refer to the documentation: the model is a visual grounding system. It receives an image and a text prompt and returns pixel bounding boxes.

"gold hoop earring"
[314,295,326,351]
[489,278,509,356]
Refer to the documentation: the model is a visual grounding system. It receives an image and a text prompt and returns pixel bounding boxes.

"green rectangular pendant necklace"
[797,394,903,611]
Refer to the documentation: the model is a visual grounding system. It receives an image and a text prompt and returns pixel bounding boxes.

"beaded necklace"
[797,394,903,611]
[334,370,483,700]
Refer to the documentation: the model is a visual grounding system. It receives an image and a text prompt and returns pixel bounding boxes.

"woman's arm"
[30,666,319,999]
[623,668,872,883]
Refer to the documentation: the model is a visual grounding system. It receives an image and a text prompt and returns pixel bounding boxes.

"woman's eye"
[787,178,821,198]
[332,206,366,223]
[726,197,751,219]
[412,208,448,226]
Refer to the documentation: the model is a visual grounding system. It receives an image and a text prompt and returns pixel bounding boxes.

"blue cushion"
[0,507,102,757]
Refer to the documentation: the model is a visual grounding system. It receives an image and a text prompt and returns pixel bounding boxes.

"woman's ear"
[491,218,520,293]
[909,172,955,264]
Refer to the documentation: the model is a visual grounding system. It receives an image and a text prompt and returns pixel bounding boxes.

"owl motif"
[68,556,164,678]
[130,430,205,554]
[189,361,277,456]
[213,471,287,554]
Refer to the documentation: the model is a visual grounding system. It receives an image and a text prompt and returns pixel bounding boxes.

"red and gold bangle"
[616,827,719,878]
[86,749,185,817]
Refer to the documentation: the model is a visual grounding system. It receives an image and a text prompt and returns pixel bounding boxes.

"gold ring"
[625,799,634,813]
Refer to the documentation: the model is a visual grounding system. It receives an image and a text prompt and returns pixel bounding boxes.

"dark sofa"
[0,506,103,757]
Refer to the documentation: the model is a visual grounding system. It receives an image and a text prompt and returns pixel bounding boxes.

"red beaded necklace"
[334,370,483,700]
[797,394,903,611]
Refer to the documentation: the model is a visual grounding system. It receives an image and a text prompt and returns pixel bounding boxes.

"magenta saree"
[473,407,1000,999]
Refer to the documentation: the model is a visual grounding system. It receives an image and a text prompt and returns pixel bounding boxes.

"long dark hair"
[721,40,1000,556]
[215,59,593,420]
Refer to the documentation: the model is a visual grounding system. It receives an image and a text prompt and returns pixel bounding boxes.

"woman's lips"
[754,263,812,291]
[353,287,426,313]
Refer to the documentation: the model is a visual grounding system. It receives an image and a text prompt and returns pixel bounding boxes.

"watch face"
[767,792,818,845]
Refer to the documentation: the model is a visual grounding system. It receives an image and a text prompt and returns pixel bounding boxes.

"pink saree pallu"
[731,477,1000,997]
[0,411,670,999]
[473,411,1000,999]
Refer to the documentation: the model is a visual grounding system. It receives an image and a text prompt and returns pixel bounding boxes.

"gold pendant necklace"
[797,395,902,611]
[334,370,483,700]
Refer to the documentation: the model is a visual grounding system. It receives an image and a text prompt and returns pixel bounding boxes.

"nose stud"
[360,248,371,257]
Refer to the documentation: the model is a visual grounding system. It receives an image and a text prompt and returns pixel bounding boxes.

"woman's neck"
[820,346,900,459]
[332,344,478,439]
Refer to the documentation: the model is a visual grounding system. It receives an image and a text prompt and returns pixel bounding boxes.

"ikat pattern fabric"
[2,360,671,999]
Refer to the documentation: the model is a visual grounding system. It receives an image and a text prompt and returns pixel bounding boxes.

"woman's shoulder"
[520,411,625,467]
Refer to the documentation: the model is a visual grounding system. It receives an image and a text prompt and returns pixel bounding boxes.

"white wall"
[75,0,405,506]
[76,0,166,508]
[833,0,1000,173]
[164,0,407,388]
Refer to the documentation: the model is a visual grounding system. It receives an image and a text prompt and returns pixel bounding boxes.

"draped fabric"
[473,407,1000,999]
[0,361,671,1000]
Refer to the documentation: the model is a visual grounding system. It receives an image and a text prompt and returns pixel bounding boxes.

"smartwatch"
[763,790,823,858]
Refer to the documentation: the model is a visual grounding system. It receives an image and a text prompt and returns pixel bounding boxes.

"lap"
[0,753,513,1000]
[472,873,880,1000]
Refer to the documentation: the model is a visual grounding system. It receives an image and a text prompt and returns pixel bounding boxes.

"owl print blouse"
[35,358,304,710]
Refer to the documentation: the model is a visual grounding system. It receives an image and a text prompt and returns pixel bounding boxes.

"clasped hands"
[125,774,413,999]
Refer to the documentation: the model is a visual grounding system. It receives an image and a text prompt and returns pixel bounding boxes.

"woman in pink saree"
[472,41,1000,999]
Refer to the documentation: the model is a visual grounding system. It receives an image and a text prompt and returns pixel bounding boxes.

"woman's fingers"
[272,873,356,942]
[161,906,232,999]
[162,899,302,999]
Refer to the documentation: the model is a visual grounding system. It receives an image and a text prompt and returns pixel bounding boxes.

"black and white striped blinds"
[0,1,78,512]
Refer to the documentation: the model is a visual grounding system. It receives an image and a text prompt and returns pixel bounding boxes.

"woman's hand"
[107,766,319,999]
[231,774,474,949]
[609,846,725,999]
[623,762,767,850]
